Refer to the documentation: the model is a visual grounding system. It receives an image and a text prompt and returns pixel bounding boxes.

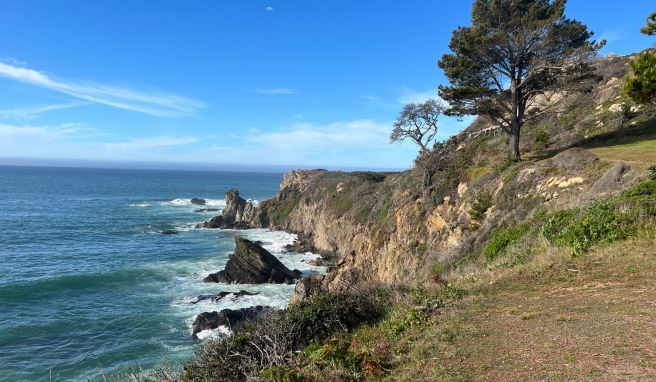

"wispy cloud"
[252,119,389,150]
[599,29,624,44]
[254,88,298,95]
[104,136,198,151]
[0,61,204,117]
[397,87,439,104]
[0,101,89,121]
[265,6,275,12]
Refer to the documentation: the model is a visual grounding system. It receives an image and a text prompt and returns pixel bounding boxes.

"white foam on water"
[158,228,326,339]
[167,198,227,207]
[195,326,231,340]
[128,202,152,208]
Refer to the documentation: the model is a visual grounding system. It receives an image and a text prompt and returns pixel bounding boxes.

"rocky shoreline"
[188,192,331,339]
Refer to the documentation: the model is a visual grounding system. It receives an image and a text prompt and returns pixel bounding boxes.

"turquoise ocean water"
[0,166,322,381]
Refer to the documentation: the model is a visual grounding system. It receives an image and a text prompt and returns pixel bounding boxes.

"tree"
[640,12,656,36]
[624,12,656,105]
[390,99,444,153]
[438,0,603,160]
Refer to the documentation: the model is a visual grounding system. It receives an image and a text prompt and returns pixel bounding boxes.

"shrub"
[469,190,493,224]
[623,51,656,105]
[182,290,389,382]
[649,165,656,180]
[541,179,656,255]
[483,223,531,260]
[533,130,550,149]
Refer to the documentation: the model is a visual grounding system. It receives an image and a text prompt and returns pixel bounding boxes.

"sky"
[0,1,654,171]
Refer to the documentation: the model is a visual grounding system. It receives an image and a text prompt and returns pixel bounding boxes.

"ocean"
[0,165,323,381]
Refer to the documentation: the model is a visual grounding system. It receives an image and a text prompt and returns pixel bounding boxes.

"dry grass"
[383,238,656,381]
[589,138,656,167]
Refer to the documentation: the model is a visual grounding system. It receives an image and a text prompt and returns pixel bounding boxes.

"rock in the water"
[204,237,301,284]
[194,208,219,212]
[190,290,259,304]
[196,189,261,229]
[190,198,207,205]
[192,306,270,339]
[161,229,179,235]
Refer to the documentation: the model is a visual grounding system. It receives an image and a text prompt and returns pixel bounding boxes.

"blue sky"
[0,1,653,170]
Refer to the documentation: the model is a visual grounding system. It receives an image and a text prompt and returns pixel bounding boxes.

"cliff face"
[198,54,654,300]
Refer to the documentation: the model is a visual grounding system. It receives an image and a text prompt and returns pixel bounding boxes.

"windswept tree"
[624,12,656,105]
[390,99,444,153]
[640,12,656,36]
[438,0,603,160]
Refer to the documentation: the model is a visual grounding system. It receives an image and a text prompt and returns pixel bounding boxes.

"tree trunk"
[509,78,522,161]
[511,127,521,161]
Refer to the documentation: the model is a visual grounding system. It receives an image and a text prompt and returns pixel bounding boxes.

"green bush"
[182,290,389,382]
[483,223,531,260]
[623,51,656,105]
[648,165,656,180]
[533,130,550,149]
[541,179,656,256]
[469,190,493,224]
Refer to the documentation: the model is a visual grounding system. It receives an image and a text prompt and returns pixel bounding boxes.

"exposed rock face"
[191,306,271,339]
[204,237,301,284]
[197,189,262,228]
[190,198,207,205]
[190,290,259,304]
[290,274,326,304]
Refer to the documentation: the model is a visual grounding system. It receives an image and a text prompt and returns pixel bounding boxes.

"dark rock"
[194,208,219,212]
[204,237,300,284]
[161,230,179,235]
[192,306,271,339]
[283,233,316,253]
[190,290,259,304]
[190,198,207,205]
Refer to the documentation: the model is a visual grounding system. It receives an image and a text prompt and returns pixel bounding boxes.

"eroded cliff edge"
[199,54,653,301]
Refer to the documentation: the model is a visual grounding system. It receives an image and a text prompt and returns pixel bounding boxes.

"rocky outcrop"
[190,198,207,205]
[204,237,301,284]
[161,230,179,235]
[191,306,271,339]
[197,189,262,228]
[190,290,259,304]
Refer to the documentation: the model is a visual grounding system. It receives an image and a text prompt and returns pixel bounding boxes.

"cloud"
[0,101,89,121]
[254,88,298,95]
[104,136,198,151]
[0,61,204,117]
[265,6,274,12]
[252,119,390,150]
[397,87,439,104]
[598,29,624,44]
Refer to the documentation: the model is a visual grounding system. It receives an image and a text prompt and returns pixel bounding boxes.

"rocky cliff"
[198,53,655,301]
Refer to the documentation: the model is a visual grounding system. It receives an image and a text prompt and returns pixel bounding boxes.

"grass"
[588,138,656,165]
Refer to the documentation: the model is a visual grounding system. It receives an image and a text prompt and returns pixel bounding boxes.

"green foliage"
[329,194,353,215]
[483,223,531,260]
[469,190,493,223]
[269,193,300,226]
[183,290,389,382]
[542,179,656,256]
[438,0,601,159]
[623,51,656,105]
[533,130,550,149]
[640,12,656,36]
[649,165,656,180]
